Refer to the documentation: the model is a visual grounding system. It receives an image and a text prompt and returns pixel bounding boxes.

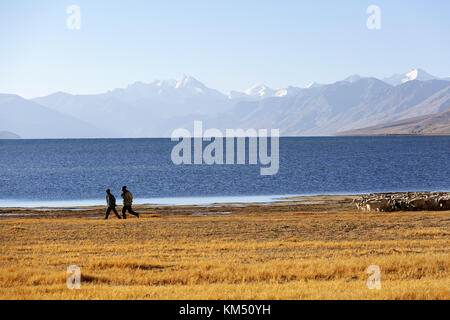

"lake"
[0,136,449,206]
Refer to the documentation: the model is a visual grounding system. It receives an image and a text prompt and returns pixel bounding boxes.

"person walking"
[121,186,139,219]
[105,189,121,220]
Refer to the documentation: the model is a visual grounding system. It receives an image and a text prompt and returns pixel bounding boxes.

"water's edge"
[2,190,449,208]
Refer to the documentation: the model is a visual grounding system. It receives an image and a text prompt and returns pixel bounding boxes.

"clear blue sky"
[1,0,449,98]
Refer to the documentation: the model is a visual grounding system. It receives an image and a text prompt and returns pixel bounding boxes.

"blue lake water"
[0,136,449,207]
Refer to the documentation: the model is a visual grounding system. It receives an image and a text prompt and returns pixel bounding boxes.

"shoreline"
[0,194,364,219]
[2,190,450,209]
[0,194,300,209]
[0,192,446,220]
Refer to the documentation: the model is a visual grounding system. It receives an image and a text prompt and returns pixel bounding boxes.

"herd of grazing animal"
[354,192,450,212]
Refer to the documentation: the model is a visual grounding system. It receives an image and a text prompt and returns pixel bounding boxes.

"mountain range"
[1,69,449,138]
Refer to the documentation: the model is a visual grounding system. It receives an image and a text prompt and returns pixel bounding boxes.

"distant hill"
[336,107,450,136]
[0,131,21,139]
[0,94,110,138]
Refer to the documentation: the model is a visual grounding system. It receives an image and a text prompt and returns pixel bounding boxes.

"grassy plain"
[0,195,449,300]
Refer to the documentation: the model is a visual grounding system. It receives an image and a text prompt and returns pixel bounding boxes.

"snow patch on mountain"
[305,81,323,89]
[383,68,437,86]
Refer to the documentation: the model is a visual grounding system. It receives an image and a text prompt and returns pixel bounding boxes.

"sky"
[0,0,449,98]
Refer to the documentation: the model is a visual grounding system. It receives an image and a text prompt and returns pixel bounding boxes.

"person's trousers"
[105,206,121,219]
[122,205,138,219]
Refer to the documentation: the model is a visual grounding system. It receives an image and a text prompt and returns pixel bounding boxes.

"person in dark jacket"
[105,189,121,219]
[121,186,139,219]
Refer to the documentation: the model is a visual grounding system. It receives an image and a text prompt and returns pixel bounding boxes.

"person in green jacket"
[121,186,139,219]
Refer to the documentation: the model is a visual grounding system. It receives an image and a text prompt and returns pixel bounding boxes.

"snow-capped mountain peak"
[244,84,274,97]
[305,81,323,89]
[108,75,227,105]
[404,69,419,82]
[175,75,205,89]
[383,68,437,86]
[343,75,363,83]
[230,84,302,100]
[403,68,435,82]
[274,88,288,97]
[275,86,303,97]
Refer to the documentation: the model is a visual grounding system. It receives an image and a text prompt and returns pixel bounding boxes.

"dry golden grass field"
[0,195,449,300]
